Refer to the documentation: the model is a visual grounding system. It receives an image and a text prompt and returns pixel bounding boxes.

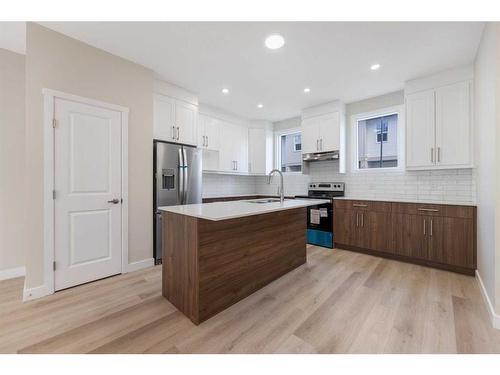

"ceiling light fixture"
[257,104,264,109]
[303,88,311,93]
[265,34,285,50]
[370,63,381,71]
[222,88,229,94]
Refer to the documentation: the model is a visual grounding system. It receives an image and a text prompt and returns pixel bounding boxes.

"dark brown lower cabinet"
[334,200,476,275]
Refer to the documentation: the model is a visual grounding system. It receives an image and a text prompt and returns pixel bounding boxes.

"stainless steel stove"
[295,182,345,248]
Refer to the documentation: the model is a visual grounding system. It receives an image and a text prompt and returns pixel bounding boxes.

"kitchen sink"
[245,198,286,204]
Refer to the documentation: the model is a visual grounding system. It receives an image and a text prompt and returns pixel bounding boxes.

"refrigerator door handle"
[182,148,189,204]
[178,148,184,204]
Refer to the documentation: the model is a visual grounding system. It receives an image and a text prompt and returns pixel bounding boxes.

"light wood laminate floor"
[1,246,499,354]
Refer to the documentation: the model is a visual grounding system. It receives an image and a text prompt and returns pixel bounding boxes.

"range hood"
[302,150,339,162]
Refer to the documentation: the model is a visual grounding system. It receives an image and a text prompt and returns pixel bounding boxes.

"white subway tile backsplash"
[203,164,476,205]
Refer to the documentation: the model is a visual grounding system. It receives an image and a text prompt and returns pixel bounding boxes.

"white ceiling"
[0,22,25,55]
[2,22,484,122]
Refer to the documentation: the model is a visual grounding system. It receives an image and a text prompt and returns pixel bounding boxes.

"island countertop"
[158,198,329,221]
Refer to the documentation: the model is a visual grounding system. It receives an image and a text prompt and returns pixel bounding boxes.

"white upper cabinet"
[153,94,175,142]
[301,101,344,154]
[405,66,473,170]
[406,90,436,168]
[301,117,321,154]
[175,100,198,146]
[318,112,341,152]
[405,81,472,170]
[218,121,248,173]
[435,81,471,168]
[153,93,198,146]
[198,113,220,151]
[248,127,272,174]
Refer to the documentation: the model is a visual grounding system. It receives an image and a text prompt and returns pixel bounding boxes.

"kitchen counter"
[158,198,329,221]
[161,198,318,324]
[332,196,476,207]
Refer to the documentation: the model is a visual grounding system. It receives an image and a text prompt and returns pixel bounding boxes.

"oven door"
[306,202,333,248]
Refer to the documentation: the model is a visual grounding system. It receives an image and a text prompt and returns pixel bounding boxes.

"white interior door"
[54,98,123,291]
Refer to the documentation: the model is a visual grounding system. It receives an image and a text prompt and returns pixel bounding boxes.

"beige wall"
[346,90,404,117]
[25,23,154,288]
[0,48,25,272]
[474,23,499,313]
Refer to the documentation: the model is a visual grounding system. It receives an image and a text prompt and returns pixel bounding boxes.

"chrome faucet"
[267,169,285,204]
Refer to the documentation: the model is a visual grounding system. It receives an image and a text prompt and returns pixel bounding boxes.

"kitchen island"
[158,198,328,324]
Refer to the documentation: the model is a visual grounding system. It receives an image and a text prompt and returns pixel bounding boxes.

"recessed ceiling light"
[221,88,229,94]
[265,34,285,50]
[370,63,381,71]
[257,103,264,109]
[303,88,311,93]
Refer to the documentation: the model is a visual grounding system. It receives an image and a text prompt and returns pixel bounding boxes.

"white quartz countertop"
[332,196,476,206]
[158,198,330,221]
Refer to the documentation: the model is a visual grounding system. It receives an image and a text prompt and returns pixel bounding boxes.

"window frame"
[293,135,302,152]
[350,105,405,173]
[274,127,303,174]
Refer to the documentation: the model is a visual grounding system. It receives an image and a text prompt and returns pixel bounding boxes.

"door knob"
[108,198,120,204]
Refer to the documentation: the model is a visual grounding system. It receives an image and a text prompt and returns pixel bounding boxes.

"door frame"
[42,89,129,296]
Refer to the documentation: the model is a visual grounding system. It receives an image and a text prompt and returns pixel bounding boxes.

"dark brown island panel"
[162,207,307,325]
[334,199,477,275]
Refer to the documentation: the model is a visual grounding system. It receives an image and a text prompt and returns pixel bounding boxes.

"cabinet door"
[197,113,207,148]
[218,121,236,172]
[233,125,248,173]
[204,116,220,151]
[426,216,444,264]
[435,81,471,167]
[393,213,427,259]
[153,94,175,142]
[317,112,340,152]
[430,217,475,269]
[301,117,320,154]
[333,209,358,246]
[406,90,436,168]
[365,211,394,253]
[175,100,198,146]
[248,128,267,174]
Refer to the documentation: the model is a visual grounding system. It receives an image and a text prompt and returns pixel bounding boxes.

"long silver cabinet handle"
[418,208,439,212]
[176,127,180,140]
[431,148,434,163]
[423,219,426,235]
[361,213,364,227]
[172,126,175,139]
[353,204,368,207]
[437,147,441,163]
[430,219,433,236]
[316,139,319,151]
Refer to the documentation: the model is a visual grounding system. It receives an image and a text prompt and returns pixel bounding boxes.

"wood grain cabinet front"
[334,199,476,275]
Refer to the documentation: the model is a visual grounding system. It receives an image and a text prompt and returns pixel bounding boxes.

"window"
[293,135,302,152]
[277,131,302,173]
[376,121,388,143]
[356,113,398,169]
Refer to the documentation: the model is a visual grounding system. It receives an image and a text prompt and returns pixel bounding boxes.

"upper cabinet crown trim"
[404,65,473,95]
[154,79,198,106]
[302,100,345,119]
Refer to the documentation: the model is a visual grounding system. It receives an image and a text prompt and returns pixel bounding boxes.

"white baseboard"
[125,258,155,273]
[0,266,26,281]
[476,270,500,329]
[23,283,53,302]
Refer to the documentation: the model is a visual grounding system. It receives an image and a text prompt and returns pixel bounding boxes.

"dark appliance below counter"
[295,182,345,248]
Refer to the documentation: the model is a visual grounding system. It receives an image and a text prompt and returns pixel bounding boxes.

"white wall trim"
[125,258,155,273]
[28,89,129,301]
[476,270,500,329]
[0,266,26,281]
[23,283,54,302]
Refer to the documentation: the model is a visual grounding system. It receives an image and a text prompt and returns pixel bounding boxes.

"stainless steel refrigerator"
[153,140,202,264]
